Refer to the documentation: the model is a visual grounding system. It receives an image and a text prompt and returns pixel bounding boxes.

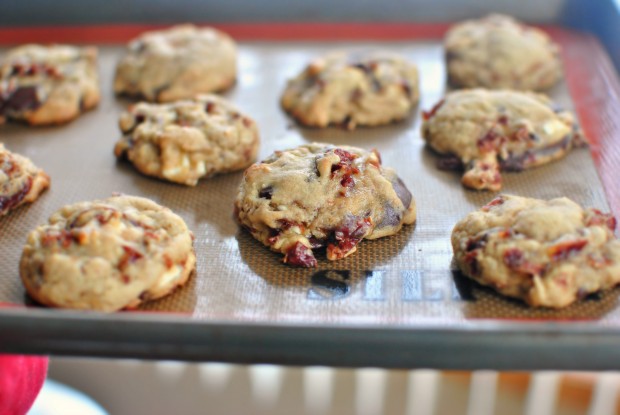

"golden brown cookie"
[452,194,620,308]
[114,94,259,186]
[445,14,561,90]
[0,45,100,125]
[235,143,416,267]
[114,24,237,102]
[20,195,196,311]
[281,50,419,129]
[421,89,585,191]
[0,143,50,216]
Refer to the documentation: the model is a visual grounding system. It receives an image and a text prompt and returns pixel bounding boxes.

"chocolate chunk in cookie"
[421,89,585,191]
[235,143,416,267]
[452,194,620,308]
[20,195,196,311]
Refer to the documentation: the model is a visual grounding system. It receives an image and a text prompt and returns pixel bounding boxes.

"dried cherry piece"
[205,102,216,113]
[118,246,144,269]
[512,126,530,142]
[547,240,588,261]
[340,175,355,188]
[327,216,372,259]
[0,176,32,214]
[481,196,505,212]
[284,242,317,267]
[477,129,505,153]
[587,209,617,231]
[277,219,301,231]
[332,148,356,166]
[422,99,444,121]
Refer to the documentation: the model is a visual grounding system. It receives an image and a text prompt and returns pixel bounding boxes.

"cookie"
[114,24,237,102]
[445,14,561,90]
[421,89,585,191]
[235,143,416,267]
[0,143,50,216]
[0,45,100,125]
[20,195,196,311]
[114,94,259,186]
[452,195,620,308]
[281,51,419,129]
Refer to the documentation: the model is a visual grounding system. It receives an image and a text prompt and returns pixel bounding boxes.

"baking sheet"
[0,35,617,337]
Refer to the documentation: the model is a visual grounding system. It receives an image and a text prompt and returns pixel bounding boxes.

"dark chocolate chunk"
[391,176,412,209]
[436,155,464,171]
[0,86,40,115]
[258,186,273,200]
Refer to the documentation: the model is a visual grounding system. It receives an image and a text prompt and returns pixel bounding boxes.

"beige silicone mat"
[0,40,616,325]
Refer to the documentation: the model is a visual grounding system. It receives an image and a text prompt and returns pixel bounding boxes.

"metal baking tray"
[0,22,619,369]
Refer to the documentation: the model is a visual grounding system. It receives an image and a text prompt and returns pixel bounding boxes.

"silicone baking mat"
[1,26,620,366]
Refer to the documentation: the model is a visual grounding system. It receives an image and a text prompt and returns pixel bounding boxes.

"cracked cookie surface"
[452,194,620,308]
[235,143,416,267]
[0,44,100,125]
[281,51,419,129]
[20,195,196,311]
[445,14,561,90]
[0,143,50,216]
[114,94,259,186]
[421,89,584,191]
[114,24,237,102]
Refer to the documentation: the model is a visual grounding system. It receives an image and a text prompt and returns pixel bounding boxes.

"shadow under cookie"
[294,111,418,148]
[236,223,416,288]
[451,267,620,321]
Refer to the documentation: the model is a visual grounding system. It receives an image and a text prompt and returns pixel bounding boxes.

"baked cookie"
[445,14,561,90]
[114,94,259,186]
[0,144,50,216]
[20,195,196,311]
[114,24,237,102]
[281,51,419,129]
[421,89,585,191]
[235,143,416,267]
[0,44,100,125]
[452,194,620,308]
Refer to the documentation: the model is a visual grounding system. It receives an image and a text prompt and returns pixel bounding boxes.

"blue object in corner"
[559,0,620,73]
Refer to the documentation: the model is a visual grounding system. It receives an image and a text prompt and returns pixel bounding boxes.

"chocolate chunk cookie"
[114,94,259,186]
[281,51,419,129]
[114,24,237,102]
[235,143,416,267]
[20,195,196,311]
[421,89,585,191]
[445,14,561,90]
[0,45,100,125]
[452,195,620,308]
[0,143,50,216]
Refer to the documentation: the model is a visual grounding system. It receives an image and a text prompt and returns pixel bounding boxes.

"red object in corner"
[0,354,48,415]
